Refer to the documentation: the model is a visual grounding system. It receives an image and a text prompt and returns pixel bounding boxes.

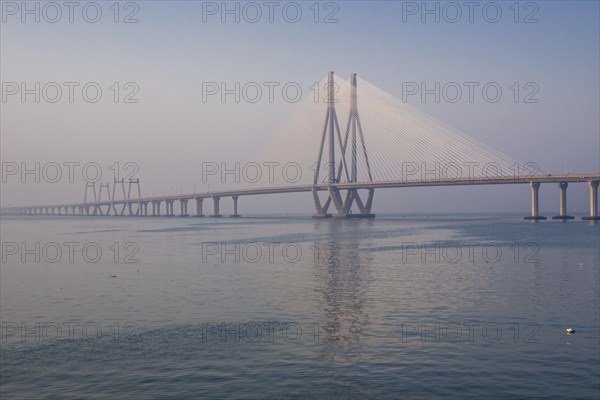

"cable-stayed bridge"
[2,72,599,220]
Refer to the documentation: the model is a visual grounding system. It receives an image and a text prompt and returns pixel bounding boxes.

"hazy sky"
[1,0,599,214]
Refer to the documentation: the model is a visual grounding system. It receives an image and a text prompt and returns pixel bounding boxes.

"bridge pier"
[140,201,148,216]
[524,182,546,220]
[582,181,599,220]
[211,196,222,217]
[179,199,189,217]
[194,197,205,217]
[165,200,175,217]
[112,203,125,216]
[127,202,137,216]
[552,182,574,220]
[230,195,241,217]
[152,200,161,216]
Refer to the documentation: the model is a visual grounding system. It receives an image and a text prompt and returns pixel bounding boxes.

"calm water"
[1,215,599,399]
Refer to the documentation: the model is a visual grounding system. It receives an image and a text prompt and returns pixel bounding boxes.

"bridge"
[1,72,599,221]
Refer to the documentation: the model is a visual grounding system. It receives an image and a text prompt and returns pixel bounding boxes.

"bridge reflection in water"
[311,220,375,365]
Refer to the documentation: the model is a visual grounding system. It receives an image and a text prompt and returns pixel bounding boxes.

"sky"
[1,0,599,215]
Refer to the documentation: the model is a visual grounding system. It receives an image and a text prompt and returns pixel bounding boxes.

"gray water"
[1,215,599,399]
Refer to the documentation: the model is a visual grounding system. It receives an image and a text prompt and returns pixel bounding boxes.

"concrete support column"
[230,195,241,217]
[211,196,222,217]
[179,199,189,217]
[194,197,204,217]
[139,202,147,216]
[583,181,600,221]
[152,200,161,217]
[524,181,546,220]
[552,182,573,220]
[166,200,175,217]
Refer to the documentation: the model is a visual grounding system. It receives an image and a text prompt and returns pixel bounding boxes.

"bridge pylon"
[83,182,99,215]
[111,178,127,216]
[312,72,375,218]
[337,73,375,218]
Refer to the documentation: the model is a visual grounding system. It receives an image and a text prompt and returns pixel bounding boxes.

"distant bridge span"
[2,174,599,220]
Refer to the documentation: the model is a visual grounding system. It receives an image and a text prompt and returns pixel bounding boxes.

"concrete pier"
[211,196,222,217]
[127,202,138,216]
[194,197,205,217]
[230,195,241,217]
[552,182,574,220]
[165,200,175,217]
[140,201,149,216]
[152,200,162,216]
[179,199,189,217]
[582,181,599,220]
[524,182,546,220]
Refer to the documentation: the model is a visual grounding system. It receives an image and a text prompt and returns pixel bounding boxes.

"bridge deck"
[2,173,599,211]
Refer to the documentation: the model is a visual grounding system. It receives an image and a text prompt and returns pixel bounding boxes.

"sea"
[1,214,599,399]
